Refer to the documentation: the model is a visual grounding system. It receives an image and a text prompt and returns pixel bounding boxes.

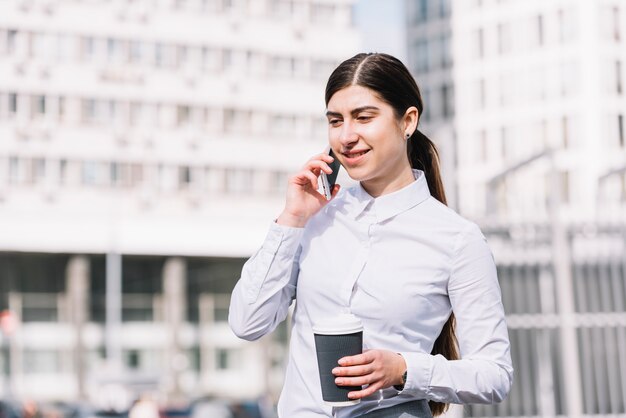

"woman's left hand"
[332,349,407,399]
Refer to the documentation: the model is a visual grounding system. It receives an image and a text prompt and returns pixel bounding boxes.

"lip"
[341,149,370,165]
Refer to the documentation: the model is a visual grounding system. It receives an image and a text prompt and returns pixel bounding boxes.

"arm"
[399,222,513,403]
[334,223,513,404]
[228,222,303,341]
[230,152,340,340]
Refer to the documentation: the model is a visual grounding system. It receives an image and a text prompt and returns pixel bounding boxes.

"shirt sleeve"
[228,221,304,341]
[398,222,514,404]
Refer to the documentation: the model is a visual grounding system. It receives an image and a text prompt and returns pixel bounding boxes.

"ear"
[402,106,419,137]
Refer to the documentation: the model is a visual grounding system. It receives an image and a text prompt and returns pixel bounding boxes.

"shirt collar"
[347,169,431,223]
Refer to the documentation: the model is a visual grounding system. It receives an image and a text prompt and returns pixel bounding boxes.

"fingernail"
[338,359,345,365]
[335,378,342,384]
[348,393,355,399]
[332,368,339,374]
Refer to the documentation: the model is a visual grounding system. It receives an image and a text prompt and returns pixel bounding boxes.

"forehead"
[327,85,387,111]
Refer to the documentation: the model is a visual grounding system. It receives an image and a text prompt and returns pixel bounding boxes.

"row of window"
[10,0,351,26]
[409,32,453,73]
[0,28,339,80]
[0,347,228,374]
[408,0,452,24]
[0,93,328,137]
[471,113,625,167]
[171,0,351,26]
[0,156,290,196]
[472,8,579,59]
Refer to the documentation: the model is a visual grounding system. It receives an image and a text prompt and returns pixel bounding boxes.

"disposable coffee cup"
[312,313,363,407]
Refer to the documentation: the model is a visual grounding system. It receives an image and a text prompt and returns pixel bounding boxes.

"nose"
[338,121,359,146]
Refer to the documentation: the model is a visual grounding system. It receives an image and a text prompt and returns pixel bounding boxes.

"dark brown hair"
[325,53,458,416]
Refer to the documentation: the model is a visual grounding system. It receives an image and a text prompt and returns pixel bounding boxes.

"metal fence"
[468,223,626,418]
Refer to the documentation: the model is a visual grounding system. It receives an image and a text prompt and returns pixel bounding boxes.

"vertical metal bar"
[574,263,593,414]
[551,202,583,418]
[599,261,620,413]
[537,327,556,417]
[106,252,122,371]
[610,257,626,410]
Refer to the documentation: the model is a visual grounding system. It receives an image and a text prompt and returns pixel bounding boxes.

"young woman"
[229,53,513,418]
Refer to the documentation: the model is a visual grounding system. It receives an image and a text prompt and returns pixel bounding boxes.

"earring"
[405,133,410,139]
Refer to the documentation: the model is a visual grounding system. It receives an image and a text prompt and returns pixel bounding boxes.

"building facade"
[407,1,626,418]
[0,0,358,405]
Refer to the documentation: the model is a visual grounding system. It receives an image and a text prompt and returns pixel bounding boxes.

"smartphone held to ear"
[320,149,341,200]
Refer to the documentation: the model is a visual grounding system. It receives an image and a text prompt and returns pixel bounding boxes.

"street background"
[1,1,625,418]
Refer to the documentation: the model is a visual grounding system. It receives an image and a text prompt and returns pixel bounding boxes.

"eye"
[356,115,373,122]
[328,119,342,126]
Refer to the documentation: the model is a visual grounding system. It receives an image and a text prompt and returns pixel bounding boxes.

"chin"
[343,166,370,182]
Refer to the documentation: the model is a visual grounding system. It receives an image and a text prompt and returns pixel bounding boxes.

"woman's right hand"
[276,152,340,228]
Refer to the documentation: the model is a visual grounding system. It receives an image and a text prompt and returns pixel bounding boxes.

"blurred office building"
[408,1,626,418]
[0,0,357,406]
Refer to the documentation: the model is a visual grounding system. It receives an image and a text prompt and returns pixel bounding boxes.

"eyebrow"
[325,106,380,118]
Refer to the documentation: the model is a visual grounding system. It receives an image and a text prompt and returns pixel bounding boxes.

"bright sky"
[353,0,407,62]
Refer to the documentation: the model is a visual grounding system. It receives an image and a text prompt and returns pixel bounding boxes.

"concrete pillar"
[106,253,123,372]
[163,257,187,401]
[66,255,89,400]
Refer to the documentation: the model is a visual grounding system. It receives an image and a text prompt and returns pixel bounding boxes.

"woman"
[229,53,513,418]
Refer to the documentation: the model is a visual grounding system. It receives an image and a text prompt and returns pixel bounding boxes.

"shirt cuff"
[264,221,304,258]
[396,352,433,397]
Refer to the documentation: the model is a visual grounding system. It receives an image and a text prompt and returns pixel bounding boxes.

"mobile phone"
[320,148,341,200]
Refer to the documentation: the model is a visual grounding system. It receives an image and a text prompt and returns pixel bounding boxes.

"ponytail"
[408,129,459,417]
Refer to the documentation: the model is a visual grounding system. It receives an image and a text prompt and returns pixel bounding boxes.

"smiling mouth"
[343,150,370,158]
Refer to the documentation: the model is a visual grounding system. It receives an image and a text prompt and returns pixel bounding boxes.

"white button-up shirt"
[229,170,513,417]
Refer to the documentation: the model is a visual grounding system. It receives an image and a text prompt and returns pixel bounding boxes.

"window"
[129,41,142,64]
[558,7,576,43]
[34,95,45,116]
[559,171,570,204]
[478,130,487,162]
[82,161,100,185]
[412,40,429,72]
[477,78,486,109]
[81,37,95,61]
[536,14,544,46]
[421,88,431,122]
[8,156,19,184]
[311,3,335,25]
[500,127,508,159]
[272,114,295,136]
[412,0,428,23]
[617,61,623,95]
[9,93,17,114]
[269,0,294,19]
[619,114,624,147]
[441,33,452,68]
[439,0,451,18]
[475,27,484,59]
[7,29,17,54]
[177,105,190,126]
[225,168,253,194]
[562,116,569,149]
[441,84,454,117]
[179,166,191,188]
[215,348,237,370]
[33,158,45,183]
[23,350,64,374]
[613,6,620,41]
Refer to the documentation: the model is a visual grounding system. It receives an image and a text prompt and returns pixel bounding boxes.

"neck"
[361,166,415,198]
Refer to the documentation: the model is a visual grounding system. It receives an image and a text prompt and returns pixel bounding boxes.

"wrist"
[276,211,307,228]
[393,353,407,390]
